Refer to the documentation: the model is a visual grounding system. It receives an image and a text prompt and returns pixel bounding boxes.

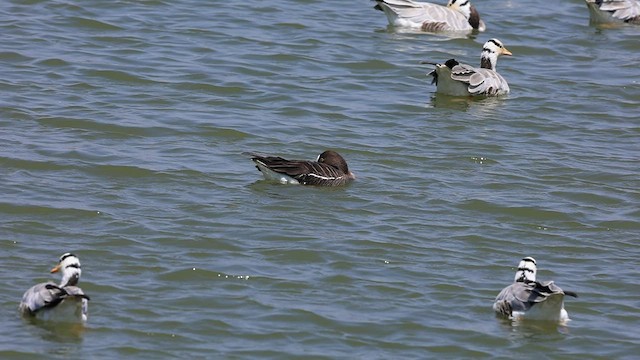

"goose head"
[514,256,537,283]
[51,252,82,287]
[316,150,354,178]
[480,39,512,71]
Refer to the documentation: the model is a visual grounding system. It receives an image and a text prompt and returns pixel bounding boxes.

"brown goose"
[247,150,355,186]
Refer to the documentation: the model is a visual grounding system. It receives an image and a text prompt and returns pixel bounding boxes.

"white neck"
[57,254,82,287]
[60,267,81,287]
[448,0,471,19]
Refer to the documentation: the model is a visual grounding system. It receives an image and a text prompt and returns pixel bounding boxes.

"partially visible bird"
[19,253,90,322]
[422,38,512,97]
[493,257,578,322]
[246,150,355,186]
[585,0,640,25]
[373,0,486,32]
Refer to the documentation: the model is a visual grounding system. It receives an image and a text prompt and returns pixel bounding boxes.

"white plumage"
[424,39,512,97]
[585,0,640,24]
[374,0,486,32]
[493,257,578,322]
[19,253,90,323]
[253,162,301,184]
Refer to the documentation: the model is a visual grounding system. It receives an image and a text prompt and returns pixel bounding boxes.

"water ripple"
[1,0,639,358]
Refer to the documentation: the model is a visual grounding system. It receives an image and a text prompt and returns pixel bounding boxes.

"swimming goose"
[585,0,640,24]
[423,38,512,97]
[19,253,90,322]
[247,150,355,186]
[493,257,578,322]
[373,0,486,32]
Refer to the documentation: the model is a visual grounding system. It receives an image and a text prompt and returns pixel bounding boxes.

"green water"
[1,0,639,358]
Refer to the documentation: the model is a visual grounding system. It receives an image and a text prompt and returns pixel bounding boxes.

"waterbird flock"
[19,0,637,328]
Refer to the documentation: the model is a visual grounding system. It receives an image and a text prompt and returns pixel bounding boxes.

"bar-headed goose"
[493,257,578,322]
[19,253,90,322]
[423,39,512,97]
[374,0,486,32]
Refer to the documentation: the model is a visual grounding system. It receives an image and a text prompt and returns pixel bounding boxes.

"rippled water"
[1,0,639,358]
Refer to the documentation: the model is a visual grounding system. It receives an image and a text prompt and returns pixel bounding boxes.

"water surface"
[1,0,639,358]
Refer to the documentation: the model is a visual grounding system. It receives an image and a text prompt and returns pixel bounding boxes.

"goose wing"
[19,282,67,315]
[528,280,577,299]
[493,282,536,316]
[450,64,509,96]
[292,162,353,186]
[249,155,314,178]
[63,285,90,300]
[587,0,640,23]
[467,69,509,96]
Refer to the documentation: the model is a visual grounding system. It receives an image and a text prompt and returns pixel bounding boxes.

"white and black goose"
[373,0,486,32]
[423,39,512,97]
[493,257,578,322]
[585,0,640,24]
[247,150,355,186]
[19,253,90,322]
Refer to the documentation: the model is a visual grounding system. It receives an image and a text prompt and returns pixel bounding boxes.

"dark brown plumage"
[247,150,355,186]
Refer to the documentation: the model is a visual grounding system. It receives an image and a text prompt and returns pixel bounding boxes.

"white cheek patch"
[514,258,537,282]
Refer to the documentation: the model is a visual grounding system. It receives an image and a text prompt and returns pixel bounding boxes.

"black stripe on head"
[488,39,502,49]
[59,253,77,262]
[521,257,536,265]
[66,263,81,269]
[459,0,469,6]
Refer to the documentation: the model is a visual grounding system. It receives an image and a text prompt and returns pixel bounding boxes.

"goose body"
[493,257,577,322]
[247,150,355,186]
[425,39,512,97]
[585,0,640,24]
[19,253,90,322]
[374,0,486,32]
